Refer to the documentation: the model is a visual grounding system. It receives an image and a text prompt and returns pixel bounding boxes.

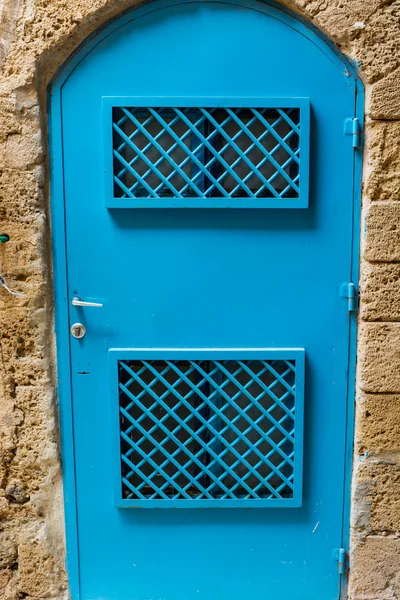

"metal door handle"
[72,297,103,308]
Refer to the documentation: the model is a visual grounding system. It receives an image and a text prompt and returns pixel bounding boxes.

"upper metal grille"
[110,103,308,207]
[116,354,304,507]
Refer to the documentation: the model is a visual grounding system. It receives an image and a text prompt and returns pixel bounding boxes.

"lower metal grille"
[116,353,304,506]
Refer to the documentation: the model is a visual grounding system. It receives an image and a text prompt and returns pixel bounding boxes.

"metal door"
[50,1,362,598]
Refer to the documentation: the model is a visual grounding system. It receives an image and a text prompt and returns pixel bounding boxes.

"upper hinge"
[332,548,347,575]
[340,282,358,312]
[344,117,361,148]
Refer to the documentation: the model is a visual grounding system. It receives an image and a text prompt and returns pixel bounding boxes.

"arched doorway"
[49,1,362,598]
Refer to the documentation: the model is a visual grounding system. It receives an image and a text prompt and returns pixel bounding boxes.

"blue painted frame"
[103,96,310,208]
[48,88,81,600]
[340,77,364,599]
[109,347,305,508]
[47,1,364,597]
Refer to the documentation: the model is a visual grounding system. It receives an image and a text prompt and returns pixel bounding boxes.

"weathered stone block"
[361,262,400,321]
[354,462,400,533]
[347,2,400,85]
[357,393,400,453]
[0,132,43,169]
[364,202,400,262]
[0,99,22,142]
[370,67,400,119]
[349,538,400,599]
[18,537,62,598]
[299,1,382,43]
[0,168,43,219]
[366,122,400,200]
[359,324,400,392]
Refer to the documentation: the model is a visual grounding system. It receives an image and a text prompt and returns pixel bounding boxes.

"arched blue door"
[50,1,361,598]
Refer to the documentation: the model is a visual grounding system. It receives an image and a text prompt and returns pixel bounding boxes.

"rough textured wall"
[0,0,399,599]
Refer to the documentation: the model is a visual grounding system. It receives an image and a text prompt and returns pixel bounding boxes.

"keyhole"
[71,323,86,339]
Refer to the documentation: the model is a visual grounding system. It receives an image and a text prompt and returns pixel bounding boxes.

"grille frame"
[103,97,310,208]
[109,348,305,508]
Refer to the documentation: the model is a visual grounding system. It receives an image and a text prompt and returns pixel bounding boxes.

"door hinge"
[344,117,361,148]
[333,548,347,575]
[340,282,358,312]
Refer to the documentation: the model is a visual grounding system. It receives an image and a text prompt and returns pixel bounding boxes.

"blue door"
[50,1,361,598]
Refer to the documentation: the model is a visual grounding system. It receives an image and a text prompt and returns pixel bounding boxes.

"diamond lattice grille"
[118,358,299,502]
[112,107,301,201]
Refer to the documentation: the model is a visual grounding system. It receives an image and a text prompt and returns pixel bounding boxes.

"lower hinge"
[340,282,358,312]
[344,117,361,148]
[332,548,347,575]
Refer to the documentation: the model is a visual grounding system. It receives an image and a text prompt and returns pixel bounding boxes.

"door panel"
[55,1,357,598]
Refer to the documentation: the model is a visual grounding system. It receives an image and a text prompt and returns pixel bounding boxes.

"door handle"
[72,297,103,308]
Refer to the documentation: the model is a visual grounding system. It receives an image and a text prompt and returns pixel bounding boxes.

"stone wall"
[0,1,399,599]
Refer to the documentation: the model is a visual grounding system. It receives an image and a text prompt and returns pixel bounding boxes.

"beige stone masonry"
[364,202,400,262]
[0,1,399,600]
[350,538,400,600]
[355,462,400,533]
[361,262,400,321]
[365,121,400,200]
[370,67,400,120]
[359,324,400,392]
[357,393,400,453]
